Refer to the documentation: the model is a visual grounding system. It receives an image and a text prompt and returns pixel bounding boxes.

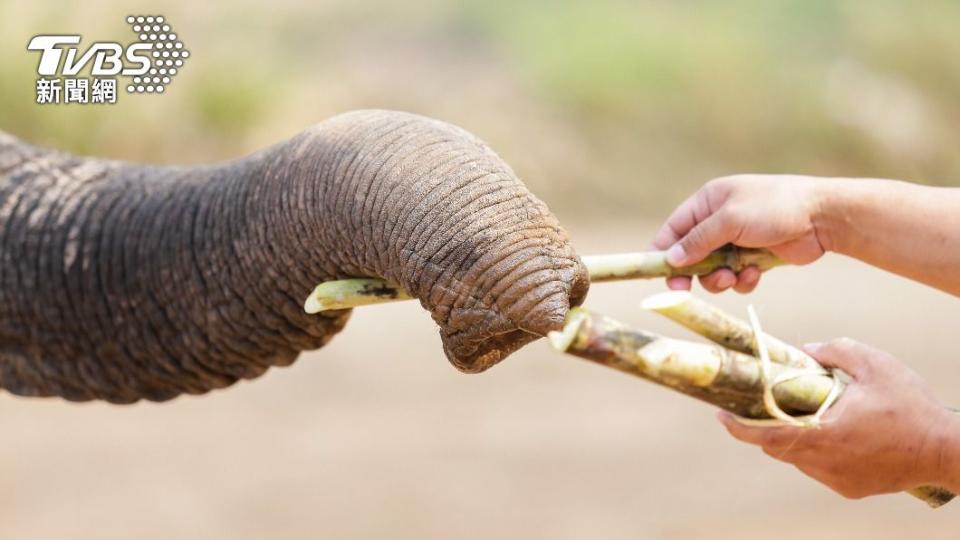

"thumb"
[803,338,876,380]
[668,210,735,266]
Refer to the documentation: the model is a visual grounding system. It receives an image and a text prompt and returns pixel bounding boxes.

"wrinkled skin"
[0,110,588,403]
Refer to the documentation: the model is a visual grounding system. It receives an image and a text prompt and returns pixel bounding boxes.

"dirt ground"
[2,223,958,539]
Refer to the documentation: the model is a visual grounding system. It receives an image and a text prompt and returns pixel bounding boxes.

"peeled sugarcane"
[640,290,821,371]
[304,278,414,313]
[545,307,837,420]
[303,245,784,313]
[301,244,954,507]
[545,299,955,508]
[581,245,784,282]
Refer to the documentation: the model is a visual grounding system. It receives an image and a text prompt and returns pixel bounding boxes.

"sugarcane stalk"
[582,245,783,282]
[547,307,836,419]
[641,290,821,371]
[547,306,954,508]
[304,245,784,313]
[640,290,959,501]
[302,252,953,507]
[303,278,413,313]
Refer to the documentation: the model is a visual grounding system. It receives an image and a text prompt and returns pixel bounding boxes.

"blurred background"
[2,0,960,538]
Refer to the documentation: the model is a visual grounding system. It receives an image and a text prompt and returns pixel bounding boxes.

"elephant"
[0,110,589,403]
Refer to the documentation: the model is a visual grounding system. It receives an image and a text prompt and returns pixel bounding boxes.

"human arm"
[817,178,960,297]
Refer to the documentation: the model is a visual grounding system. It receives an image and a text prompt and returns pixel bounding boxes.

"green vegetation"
[3,0,959,218]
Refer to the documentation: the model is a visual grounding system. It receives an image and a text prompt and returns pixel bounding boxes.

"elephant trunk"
[0,110,588,403]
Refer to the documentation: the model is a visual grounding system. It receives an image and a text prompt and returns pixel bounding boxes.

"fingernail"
[718,273,736,289]
[666,244,687,266]
[803,342,823,355]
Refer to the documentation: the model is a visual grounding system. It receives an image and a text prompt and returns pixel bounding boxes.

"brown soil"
[2,224,958,539]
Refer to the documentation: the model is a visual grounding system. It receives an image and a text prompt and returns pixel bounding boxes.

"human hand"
[718,338,958,499]
[652,175,830,293]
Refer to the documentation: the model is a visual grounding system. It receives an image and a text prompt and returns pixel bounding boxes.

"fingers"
[654,180,741,291]
[733,265,762,293]
[699,268,737,292]
[652,192,705,250]
[667,211,738,267]
[692,265,761,294]
[718,410,791,446]
[666,276,692,290]
[716,411,808,458]
[803,338,884,380]
[718,410,765,444]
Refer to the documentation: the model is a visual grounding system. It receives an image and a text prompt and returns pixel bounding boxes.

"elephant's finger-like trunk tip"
[568,255,591,307]
[517,292,577,336]
[435,251,590,373]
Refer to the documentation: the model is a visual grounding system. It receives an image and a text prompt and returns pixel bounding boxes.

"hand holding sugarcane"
[651,174,830,293]
[305,245,956,507]
[546,293,954,507]
[647,174,960,505]
[303,172,960,508]
[652,174,960,297]
[718,338,960,502]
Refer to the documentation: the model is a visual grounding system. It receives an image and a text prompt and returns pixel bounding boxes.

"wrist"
[809,177,858,255]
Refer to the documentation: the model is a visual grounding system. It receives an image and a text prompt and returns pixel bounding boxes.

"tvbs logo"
[27,15,190,105]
